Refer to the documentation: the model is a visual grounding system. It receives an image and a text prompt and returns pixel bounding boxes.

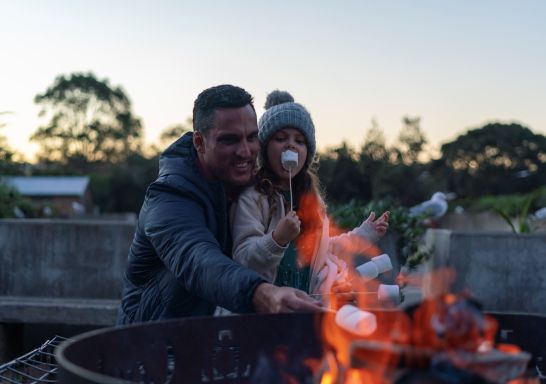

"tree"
[358,119,388,201]
[361,118,388,162]
[318,142,365,204]
[440,122,546,197]
[159,118,192,147]
[395,116,428,164]
[90,153,159,213]
[31,73,143,163]
[0,111,15,172]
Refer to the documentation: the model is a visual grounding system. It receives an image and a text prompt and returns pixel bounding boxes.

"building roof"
[1,176,90,197]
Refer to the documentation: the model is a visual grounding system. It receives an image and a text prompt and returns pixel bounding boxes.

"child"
[231,90,389,298]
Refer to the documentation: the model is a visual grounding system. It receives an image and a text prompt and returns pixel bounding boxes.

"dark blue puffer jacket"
[118,132,265,323]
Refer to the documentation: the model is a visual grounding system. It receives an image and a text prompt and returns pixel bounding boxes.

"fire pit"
[56,313,323,383]
[55,310,545,383]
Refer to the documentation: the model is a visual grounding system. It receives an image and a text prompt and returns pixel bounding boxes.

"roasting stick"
[310,292,378,299]
[289,168,293,211]
[281,150,298,212]
[310,285,402,304]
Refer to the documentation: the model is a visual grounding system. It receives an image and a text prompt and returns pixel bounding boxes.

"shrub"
[329,199,431,269]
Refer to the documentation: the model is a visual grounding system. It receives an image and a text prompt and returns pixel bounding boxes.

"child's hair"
[254,155,323,210]
[255,155,325,265]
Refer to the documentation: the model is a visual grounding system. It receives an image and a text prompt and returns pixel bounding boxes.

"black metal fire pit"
[55,312,324,384]
[55,311,546,384]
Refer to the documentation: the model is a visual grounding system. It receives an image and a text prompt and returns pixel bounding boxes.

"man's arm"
[144,187,264,313]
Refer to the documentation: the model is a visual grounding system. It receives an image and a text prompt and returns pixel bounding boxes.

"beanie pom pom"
[264,90,294,110]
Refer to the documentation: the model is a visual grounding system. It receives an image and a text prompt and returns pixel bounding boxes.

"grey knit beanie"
[258,90,316,162]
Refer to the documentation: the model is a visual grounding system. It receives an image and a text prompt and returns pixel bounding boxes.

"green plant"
[493,191,538,233]
[329,199,431,269]
[0,183,36,218]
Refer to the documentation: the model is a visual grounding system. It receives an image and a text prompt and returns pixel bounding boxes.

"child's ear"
[193,132,205,154]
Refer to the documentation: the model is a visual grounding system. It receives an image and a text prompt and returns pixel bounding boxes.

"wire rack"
[0,336,68,384]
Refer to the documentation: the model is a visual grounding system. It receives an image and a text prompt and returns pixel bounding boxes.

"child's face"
[266,128,308,188]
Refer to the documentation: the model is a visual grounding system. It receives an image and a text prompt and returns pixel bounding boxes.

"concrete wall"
[0,219,136,362]
[424,229,546,314]
[0,219,135,327]
[0,219,134,299]
[439,212,513,231]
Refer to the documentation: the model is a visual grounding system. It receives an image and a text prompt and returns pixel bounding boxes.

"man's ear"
[193,131,205,154]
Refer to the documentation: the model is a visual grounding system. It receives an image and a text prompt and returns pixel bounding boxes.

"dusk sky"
[1,0,545,161]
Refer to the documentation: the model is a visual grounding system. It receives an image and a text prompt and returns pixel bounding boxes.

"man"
[118,84,322,323]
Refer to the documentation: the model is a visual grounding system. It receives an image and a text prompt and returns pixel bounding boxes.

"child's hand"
[364,211,390,237]
[272,211,301,246]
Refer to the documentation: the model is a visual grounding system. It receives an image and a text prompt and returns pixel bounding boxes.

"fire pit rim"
[54,312,324,384]
[55,326,131,384]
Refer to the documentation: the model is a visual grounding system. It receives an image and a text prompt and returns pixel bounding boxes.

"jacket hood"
[158,132,223,201]
[159,132,197,177]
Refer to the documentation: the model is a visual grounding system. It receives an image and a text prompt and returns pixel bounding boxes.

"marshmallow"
[335,304,377,336]
[356,261,379,281]
[281,150,298,171]
[371,254,393,274]
[377,284,400,304]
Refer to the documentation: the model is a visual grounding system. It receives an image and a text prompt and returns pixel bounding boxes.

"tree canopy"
[440,122,546,196]
[0,112,15,171]
[31,73,143,163]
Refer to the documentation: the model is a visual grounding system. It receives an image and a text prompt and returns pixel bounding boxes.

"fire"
[291,193,531,382]
[498,343,522,355]
[345,368,375,384]
[295,192,381,269]
[320,372,334,384]
[319,290,531,383]
[412,292,498,351]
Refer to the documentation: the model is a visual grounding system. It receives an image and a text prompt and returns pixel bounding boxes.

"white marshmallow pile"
[356,253,393,281]
[281,150,299,171]
[377,284,401,304]
[335,304,377,336]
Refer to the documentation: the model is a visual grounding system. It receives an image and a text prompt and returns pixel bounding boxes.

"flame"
[345,368,375,384]
[318,277,527,383]
[412,292,499,351]
[296,192,380,270]
[320,372,334,384]
[497,343,522,354]
[296,192,326,267]
[294,197,530,382]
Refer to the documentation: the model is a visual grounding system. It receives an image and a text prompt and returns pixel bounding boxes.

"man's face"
[194,104,259,187]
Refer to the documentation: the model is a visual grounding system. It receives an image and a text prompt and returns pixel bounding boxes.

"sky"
[1,0,545,161]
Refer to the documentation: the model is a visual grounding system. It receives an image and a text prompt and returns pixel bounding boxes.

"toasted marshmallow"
[372,254,393,274]
[281,150,298,171]
[356,261,379,281]
[335,304,377,336]
[377,284,400,304]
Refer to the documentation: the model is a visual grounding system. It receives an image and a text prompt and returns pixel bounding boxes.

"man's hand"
[272,211,301,246]
[253,283,323,313]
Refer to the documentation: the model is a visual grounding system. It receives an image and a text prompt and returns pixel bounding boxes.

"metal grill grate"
[0,336,68,384]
